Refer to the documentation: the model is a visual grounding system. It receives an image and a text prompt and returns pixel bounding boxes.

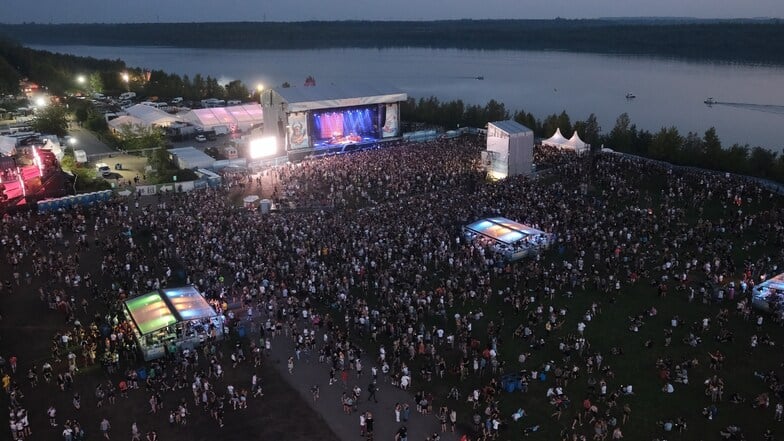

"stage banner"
[288,112,310,149]
[382,103,399,138]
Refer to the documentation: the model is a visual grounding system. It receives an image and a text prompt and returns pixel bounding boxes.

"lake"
[32,45,784,150]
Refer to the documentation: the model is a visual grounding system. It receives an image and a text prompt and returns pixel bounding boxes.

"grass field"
[354,159,784,441]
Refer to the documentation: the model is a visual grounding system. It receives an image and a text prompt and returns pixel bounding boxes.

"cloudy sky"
[2,0,783,23]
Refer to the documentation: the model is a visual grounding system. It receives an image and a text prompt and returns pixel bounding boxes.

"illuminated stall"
[752,273,784,313]
[464,217,553,261]
[124,286,224,361]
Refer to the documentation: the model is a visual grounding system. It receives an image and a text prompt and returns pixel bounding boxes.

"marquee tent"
[0,136,16,156]
[542,129,589,154]
[464,217,553,261]
[181,104,263,132]
[109,104,180,133]
[568,132,589,153]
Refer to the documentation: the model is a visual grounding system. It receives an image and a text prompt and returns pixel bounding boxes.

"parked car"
[195,135,207,142]
[96,163,111,177]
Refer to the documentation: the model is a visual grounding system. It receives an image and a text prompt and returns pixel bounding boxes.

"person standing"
[131,422,141,441]
[100,418,111,440]
[368,381,378,403]
[365,411,374,440]
[47,405,57,427]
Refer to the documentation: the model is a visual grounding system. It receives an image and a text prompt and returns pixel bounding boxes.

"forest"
[0,39,250,101]
[1,20,784,65]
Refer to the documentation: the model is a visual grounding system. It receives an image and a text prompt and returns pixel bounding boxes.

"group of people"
[1,136,784,440]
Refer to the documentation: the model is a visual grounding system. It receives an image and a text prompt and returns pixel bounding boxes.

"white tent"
[542,129,589,154]
[542,128,570,148]
[124,104,180,128]
[108,115,145,133]
[0,136,16,156]
[181,104,264,132]
[567,132,590,154]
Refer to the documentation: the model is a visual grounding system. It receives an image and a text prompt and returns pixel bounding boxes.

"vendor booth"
[124,286,224,361]
[464,217,553,261]
[752,273,784,313]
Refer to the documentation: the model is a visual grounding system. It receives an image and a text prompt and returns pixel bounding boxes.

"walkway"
[249,314,459,441]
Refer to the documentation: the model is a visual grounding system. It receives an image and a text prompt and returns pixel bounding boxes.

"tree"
[702,127,723,167]
[608,113,632,151]
[87,72,103,94]
[556,110,572,135]
[117,125,165,151]
[649,126,683,160]
[31,104,69,137]
[225,80,249,101]
[581,113,601,147]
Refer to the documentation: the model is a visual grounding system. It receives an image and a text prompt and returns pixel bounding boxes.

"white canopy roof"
[542,129,589,153]
[542,128,569,147]
[108,115,145,131]
[182,104,263,131]
[124,104,180,127]
[568,132,589,152]
[0,136,16,156]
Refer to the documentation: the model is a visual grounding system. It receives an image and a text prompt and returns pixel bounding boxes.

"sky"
[2,0,783,23]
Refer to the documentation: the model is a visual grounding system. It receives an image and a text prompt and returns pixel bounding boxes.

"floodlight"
[34,96,47,107]
[248,136,277,159]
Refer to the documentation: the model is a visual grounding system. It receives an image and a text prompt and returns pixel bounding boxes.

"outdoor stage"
[262,83,406,157]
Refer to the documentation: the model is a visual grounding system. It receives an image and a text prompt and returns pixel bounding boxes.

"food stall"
[464,217,554,262]
[752,273,784,313]
[124,286,224,361]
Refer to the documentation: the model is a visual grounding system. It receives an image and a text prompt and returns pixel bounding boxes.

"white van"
[171,97,184,105]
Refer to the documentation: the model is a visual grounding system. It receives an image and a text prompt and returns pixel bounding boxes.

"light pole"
[256,83,264,103]
[122,73,130,92]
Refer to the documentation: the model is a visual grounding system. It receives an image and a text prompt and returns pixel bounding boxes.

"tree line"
[403,96,784,183]
[0,39,253,101]
[2,20,784,65]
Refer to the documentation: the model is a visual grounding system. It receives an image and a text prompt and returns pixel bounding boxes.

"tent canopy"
[465,217,546,246]
[123,104,180,127]
[161,286,217,321]
[0,136,16,156]
[182,104,263,131]
[542,129,589,153]
[125,291,178,335]
[124,286,217,336]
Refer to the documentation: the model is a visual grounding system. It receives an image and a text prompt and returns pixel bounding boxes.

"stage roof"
[125,291,177,335]
[273,83,407,112]
[465,217,546,245]
[124,287,217,335]
[489,120,533,135]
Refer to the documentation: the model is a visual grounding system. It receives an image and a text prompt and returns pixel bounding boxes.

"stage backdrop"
[287,112,310,149]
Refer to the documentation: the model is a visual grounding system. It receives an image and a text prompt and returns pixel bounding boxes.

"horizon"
[1,16,783,25]
[2,0,784,24]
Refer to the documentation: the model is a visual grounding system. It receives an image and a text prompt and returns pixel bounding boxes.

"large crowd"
[1,136,784,441]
